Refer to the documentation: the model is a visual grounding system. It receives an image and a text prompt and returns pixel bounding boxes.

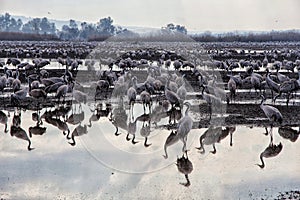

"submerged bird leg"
[79,103,83,112]
[286,93,290,107]
[182,141,186,153]
[163,143,168,159]
[131,105,134,121]
[114,126,121,136]
[173,109,176,125]
[208,105,212,120]
[269,126,274,144]
[271,91,274,103]
[2,92,4,106]
[182,136,188,152]
[4,123,8,133]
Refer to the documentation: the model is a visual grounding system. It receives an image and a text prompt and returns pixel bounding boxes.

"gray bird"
[260,95,283,127]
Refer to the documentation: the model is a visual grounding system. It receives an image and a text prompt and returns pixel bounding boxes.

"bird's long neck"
[15,70,19,79]
[266,68,270,76]
[201,86,205,94]
[260,97,265,106]
[199,74,206,86]
[132,78,137,86]
[196,134,205,150]
[185,104,190,116]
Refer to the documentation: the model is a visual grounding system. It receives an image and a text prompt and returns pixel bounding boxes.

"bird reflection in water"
[257,126,283,169]
[88,102,111,127]
[10,108,34,150]
[133,113,153,147]
[163,130,179,159]
[218,126,236,146]
[67,124,88,146]
[0,110,9,133]
[29,125,47,138]
[10,125,34,151]
[150,100,169,127]
[278,126,300,142]
[66,110,84,125]
[29,109,47,137]
[12,109,21,127]
[32,110,43,126]
[138,114,152,147]
[126,116,138,144]
[176,152,193,187]
[42,107,70,136]
[196,126,222,154]
[167,107,182,127]
[196,126,236,154]
[163,102,193,158]
[110,101,128,136]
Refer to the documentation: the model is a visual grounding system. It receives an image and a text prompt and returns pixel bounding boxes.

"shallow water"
[0,101,299,200]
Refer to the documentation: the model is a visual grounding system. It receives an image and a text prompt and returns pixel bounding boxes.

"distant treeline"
[191,30,300,42]
[0,13,125,41]
[0,12,187,41]
[1,12,300,42]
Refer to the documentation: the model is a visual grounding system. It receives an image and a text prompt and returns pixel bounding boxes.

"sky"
[0,0,300,32]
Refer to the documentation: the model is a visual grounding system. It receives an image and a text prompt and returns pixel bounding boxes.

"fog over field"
[1,0,300,32]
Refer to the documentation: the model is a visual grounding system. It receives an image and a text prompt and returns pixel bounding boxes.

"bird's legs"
[269,126,274,144]
[264,126,269,135]
[286,93,290,107]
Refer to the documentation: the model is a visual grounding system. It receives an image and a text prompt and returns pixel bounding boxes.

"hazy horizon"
[1,0,300,32]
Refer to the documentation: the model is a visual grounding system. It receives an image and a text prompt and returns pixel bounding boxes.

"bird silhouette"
[10,125,34,151]
[176,152,193,187]
[256,134,283,169]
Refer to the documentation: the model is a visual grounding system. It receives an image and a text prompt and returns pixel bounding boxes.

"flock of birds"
[0,41,300,186]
